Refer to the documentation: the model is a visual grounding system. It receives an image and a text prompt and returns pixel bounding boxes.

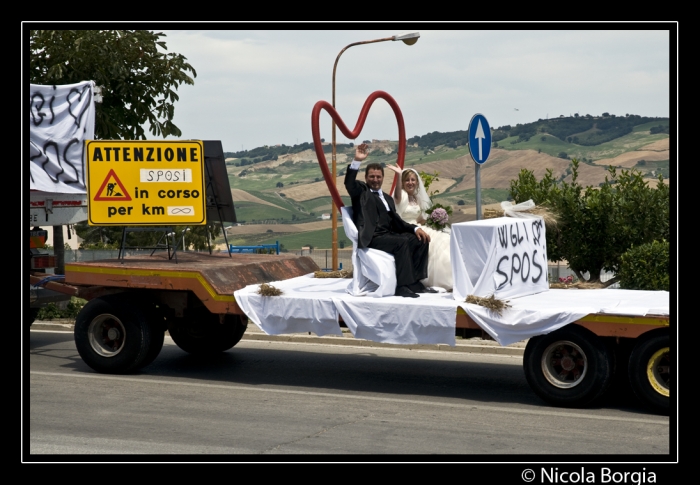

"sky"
[150,26,673,155]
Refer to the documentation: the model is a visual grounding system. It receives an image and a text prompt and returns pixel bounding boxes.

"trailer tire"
[628,331,670,415]
[524,324,614,408]
[168,309,247,355]
[74,295,163,374]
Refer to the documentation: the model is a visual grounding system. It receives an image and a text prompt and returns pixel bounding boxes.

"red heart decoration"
[311,90,406,209]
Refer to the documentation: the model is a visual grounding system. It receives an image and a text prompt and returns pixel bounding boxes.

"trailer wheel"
[168,308,247,355]
[628,331,670,415]
[74,295,163,374]
[524,324,614,408]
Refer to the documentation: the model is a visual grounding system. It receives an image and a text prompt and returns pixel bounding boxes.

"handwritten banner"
[29,81,96,194]
[451,217,549,300]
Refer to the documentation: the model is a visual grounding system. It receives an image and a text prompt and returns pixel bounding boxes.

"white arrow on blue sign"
[468,113,491,164]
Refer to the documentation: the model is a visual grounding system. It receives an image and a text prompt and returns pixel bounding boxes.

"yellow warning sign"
[85,140,206,226]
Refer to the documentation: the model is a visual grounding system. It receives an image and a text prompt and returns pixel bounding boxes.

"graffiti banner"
[451,217,549,301]
[29,81,95,194]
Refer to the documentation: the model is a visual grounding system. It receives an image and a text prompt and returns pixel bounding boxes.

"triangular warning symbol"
[94,169,132,201]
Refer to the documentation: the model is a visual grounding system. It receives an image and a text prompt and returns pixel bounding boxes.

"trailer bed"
[58,251,320,315]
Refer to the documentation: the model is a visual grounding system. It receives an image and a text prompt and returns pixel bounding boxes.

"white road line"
[29,371,668,426]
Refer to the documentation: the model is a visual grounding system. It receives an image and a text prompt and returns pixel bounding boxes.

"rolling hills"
[220,118,671,250]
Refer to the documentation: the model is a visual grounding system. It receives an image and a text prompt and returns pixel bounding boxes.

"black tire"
[524,324,614,408]
[168,308,247,355]
[74,295,163,374]
[628,330,670,415]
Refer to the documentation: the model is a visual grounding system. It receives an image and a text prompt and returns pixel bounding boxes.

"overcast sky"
[154,26,673,154]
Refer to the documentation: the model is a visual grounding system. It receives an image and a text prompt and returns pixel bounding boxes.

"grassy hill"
[217,115,670,250]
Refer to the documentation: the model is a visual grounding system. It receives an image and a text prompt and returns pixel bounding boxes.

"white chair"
[341,206,396,297]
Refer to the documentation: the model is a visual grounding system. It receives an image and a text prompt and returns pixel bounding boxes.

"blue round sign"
[468,114,491,164]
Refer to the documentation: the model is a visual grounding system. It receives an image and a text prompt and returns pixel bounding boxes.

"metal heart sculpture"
[311,90,406,210]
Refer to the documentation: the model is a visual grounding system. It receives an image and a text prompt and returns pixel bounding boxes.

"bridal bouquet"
[425,203,452,232]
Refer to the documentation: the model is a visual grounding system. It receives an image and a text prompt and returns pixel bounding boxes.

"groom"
[344,143,434,298]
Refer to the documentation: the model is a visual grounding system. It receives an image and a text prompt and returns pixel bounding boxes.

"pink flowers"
[426,205,451,231]
[430,208,449,225]
[558,275,574,284]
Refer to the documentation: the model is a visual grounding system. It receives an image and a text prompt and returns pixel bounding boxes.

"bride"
[386,165,453,291]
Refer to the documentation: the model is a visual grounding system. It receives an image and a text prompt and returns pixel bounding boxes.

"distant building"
[320,213,331,220]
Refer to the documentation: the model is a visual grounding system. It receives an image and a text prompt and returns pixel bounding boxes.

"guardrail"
[228,241,280,255]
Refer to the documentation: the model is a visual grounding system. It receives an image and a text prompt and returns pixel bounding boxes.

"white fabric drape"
[233,275,669,347]
[341,206,397,297]
[30,81,96,194]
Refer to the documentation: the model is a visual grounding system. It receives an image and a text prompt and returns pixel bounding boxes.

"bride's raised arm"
[385,164,403,205]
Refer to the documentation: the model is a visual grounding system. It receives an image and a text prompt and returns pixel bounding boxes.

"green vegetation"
[618,240,670,291]
[636,159,670,179]
[509,160,669,286]
[36,297,87,320]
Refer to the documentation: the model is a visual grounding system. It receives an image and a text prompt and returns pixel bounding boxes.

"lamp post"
[330,31,420,271]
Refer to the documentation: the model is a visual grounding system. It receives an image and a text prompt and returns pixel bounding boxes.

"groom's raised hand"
[355,143,369,161]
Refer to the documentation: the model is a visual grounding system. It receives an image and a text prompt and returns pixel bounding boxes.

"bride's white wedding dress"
[396,191,453,291]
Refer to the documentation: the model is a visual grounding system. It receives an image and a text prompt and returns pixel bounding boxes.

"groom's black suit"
[344,164,429,288]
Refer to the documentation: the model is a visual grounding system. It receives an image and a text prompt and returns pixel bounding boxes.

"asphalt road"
[26,328,672,461]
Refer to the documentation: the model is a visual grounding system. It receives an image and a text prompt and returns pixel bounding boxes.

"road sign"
[85,140,206,226]
[468,114,492,164]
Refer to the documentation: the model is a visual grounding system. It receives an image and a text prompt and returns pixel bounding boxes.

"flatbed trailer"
[29,252,670,415]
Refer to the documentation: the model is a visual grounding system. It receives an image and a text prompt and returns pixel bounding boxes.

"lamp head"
[393,32,420,45]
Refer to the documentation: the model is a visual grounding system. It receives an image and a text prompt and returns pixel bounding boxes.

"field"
[215,128,671,249]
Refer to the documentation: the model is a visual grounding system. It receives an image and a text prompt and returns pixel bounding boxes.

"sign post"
[85,140,206,226]
[468,114,492,220]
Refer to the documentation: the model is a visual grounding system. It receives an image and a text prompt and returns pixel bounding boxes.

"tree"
[419,171,440,196]
[509,159,669,286]
[32,30,198,251]
[276,182,284,188]
[30,30,197,140]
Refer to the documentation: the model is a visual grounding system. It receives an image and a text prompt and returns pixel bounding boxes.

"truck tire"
[628,330,670,415]
[524,324,614,408]
[168,309,247,355]
[74,295,164,374]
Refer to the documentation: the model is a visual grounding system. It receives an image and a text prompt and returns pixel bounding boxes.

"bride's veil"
[403,168,432,219]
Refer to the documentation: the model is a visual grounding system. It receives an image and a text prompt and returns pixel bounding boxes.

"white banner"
[29,81,95,194]
[451,217,549,300]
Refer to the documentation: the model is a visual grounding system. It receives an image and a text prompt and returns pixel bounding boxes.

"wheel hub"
[542,340,588,389]
[88,314,126,358]
[560,355,576,372]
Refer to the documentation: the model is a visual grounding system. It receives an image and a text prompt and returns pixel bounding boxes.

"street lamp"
[330,31,420,270]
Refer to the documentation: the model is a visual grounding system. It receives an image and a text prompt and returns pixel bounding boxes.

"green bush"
[36,297,87,320]
[618,240,670,291]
